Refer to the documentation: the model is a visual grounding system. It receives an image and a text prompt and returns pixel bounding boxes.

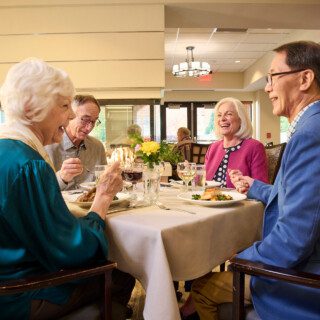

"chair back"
[265,143,286,184]
[190,143,210,164]
[0,261,116,320]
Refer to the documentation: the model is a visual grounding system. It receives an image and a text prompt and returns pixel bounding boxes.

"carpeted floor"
[128,281,189,320]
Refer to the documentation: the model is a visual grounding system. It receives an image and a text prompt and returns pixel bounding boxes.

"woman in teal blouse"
[0,59,134,319]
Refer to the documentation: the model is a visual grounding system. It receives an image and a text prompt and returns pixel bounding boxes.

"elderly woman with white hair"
[205,97,268,188]
[0,59,134,320]
[180,97,268,319]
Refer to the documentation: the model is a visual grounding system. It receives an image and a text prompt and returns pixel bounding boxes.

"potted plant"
[159,142,183,180]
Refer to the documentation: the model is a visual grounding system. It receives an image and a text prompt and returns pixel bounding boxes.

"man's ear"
[300,69,315,91]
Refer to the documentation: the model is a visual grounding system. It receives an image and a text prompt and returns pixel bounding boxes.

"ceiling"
[165,28,294,73]
[164,1,320,75]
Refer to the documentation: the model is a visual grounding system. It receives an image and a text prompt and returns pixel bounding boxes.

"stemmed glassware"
[121,162,144,191]
[177,162,197,191]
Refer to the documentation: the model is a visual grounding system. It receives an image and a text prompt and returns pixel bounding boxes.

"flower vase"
[143,164,161,205]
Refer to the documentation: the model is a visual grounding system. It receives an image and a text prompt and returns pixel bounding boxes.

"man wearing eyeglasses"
[191,41,320,320]
[46,94,106,190]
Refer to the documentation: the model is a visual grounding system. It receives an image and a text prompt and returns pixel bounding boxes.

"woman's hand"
[90,162,123,219]
[228,169,254,194]
[95,162,123,200]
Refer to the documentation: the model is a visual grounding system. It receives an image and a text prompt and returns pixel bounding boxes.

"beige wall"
[255,90,280,145]
[0,4,165,99]
[0,0,317,143]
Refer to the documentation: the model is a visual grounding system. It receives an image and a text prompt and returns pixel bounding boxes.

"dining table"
[64,186,264,320]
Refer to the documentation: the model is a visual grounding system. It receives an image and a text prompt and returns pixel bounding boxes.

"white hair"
[214,97,253,140]
[0,58,74,125]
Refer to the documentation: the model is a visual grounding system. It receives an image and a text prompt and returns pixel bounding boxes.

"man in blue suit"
[192,41,320,320]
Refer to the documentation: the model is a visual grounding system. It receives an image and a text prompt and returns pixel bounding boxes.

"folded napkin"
[67,199,131,218]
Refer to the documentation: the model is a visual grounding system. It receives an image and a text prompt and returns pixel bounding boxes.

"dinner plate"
[70,192,131,208]
[79,181,133,191]
[79,181,96,190]
[168,180,184,188]
[177,191,247,207]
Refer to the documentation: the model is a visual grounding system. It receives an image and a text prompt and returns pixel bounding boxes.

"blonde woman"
[205,97,268,187]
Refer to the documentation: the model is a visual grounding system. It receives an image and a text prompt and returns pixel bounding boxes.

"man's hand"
[228,169,254,194]
[59,158,83,183]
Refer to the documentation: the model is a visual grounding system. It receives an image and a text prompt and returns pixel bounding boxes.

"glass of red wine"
[121,162,144,191]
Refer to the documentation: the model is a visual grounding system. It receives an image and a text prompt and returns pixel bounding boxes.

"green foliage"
[159,142,183,165]
[129,133,144,148]
[205,112,215,134]
[280,116,289,133]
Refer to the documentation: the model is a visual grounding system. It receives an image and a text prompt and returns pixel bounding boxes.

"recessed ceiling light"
[235,60,240,63]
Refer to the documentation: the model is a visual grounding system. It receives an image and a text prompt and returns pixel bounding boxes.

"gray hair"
[214,97,253,140]
[0,58,74,125]
[71,94,100,111]
[127,124,142,137]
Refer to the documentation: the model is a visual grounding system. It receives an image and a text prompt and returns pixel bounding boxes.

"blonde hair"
[214,97,253,139]
[0,58,74,125]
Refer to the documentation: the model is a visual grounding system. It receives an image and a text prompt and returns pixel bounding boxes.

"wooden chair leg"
[232,269,245,320]
[103,271,113,320]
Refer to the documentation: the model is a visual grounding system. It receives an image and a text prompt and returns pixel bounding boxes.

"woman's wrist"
[90,195,114,219]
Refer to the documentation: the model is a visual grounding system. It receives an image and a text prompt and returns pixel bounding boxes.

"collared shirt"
[45,132,106,190]
[287,100,320,141]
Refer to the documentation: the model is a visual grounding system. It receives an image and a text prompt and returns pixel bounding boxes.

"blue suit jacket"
[237,101,320,320]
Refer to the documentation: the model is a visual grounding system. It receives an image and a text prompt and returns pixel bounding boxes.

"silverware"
[84,166,93,173]
[67,190,84,195]
[156,202,196,214]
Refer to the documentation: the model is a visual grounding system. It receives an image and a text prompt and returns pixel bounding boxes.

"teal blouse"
[0,139,108,319]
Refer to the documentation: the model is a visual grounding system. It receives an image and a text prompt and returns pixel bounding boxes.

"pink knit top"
[205,138,269,188]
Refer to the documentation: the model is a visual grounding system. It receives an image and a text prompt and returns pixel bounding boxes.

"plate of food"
[177,187,246,207]
[70,189,131,208]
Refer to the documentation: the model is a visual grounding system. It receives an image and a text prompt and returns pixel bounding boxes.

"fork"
[156,202,196,215]
[69,151,94,174]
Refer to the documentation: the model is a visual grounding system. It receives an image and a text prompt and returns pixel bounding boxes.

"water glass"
[194,164,206,189]
[95,165,109,183]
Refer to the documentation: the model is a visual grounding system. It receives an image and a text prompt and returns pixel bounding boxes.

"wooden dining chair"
[190,143,210,164]
[0,260,117,320]
[265,143,286,184]
[228,257,320,320]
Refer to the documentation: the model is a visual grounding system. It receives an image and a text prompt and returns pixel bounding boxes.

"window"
[195,104,216,143]
[162,101,253,144]
[165,107,188,142]
[0,110,5,124]
[89,101,159,147]
[280,116,289,143]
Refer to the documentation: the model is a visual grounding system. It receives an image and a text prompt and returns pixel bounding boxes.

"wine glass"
[177,162,197,191]
[121,162,144,190]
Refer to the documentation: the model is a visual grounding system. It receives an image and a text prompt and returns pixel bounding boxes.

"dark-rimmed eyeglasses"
[79,116,101,127]
[265,69,306,86]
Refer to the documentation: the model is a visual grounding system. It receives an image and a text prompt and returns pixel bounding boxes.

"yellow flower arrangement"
[135,140,162,168]
[140,141,160,156]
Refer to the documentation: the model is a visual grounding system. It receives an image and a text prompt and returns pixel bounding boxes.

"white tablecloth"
[103,188,264,320]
